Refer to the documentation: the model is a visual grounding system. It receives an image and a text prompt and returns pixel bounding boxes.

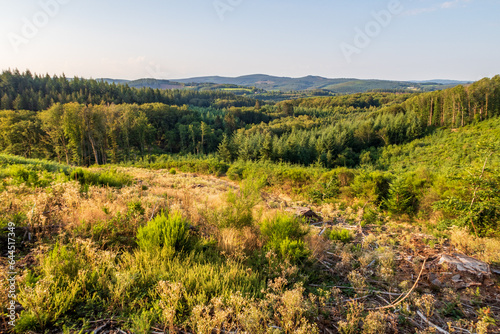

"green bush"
[0,154,70,174]
[309,176,340,203]
[17,243,85,332]
[127,201,145,217]
[260,213,309,262]
[136,211,190,252]
[278,238,310,262]
[169,168,177,175]
[328,228,353,243]
[261,214,306,246]
[98,169,133,187]
[70,168,132,188]
[217,179,262,229]
[351,170,392,205]
[42,243,83,281]
[384,176,419,215]
[227,164,245,181]
[2,164,54,187]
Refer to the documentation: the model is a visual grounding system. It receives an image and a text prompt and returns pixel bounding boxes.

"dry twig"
[368,257,427,310]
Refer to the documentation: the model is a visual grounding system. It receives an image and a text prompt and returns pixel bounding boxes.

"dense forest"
[1,71,499,169]
[0,70,258,111]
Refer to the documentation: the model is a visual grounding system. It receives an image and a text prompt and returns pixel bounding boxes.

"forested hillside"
[1,73,499,169]
[0,70,257,111]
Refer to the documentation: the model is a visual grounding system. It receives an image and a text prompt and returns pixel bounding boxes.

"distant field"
[221,88,254,92]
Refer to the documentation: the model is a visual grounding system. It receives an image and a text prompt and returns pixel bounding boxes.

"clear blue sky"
[1,0,499,81]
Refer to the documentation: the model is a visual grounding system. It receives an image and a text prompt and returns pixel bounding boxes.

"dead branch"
[368,258,427,310]
[93,321,110,334]
[416,310,449,334]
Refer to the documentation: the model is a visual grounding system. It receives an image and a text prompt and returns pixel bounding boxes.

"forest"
[1,71,499,168]
[1,70,500,334]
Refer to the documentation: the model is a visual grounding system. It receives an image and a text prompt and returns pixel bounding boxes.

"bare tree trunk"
[485,93,489,119]
[461,103,464,127]
[452,100,456,128]
[88,133,99,165]
[429,97,433,126]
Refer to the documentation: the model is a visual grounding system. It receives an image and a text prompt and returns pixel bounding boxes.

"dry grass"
[2,165,500,334]
[450,227,500,264]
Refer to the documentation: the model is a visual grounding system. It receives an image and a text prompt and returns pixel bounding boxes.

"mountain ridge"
[99,75,472,93]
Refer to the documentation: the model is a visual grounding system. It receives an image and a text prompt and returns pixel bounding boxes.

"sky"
[0,0,499,81]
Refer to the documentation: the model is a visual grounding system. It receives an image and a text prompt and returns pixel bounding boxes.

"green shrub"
[260,213,309,262]
[351,171,392,205]
[0,154,70,174]
[384,176,418,215]
[70,168,132,188]
[278,238,310,262]
[129,310,153,334]
[136,211,190,252]
[227,165,245,181]
[261,214,306,245]
[217,179,261,229]
[17,277,82,333]
[309,176,340,203]
[169,168,177,175]
[328,228,353,243]
[97,169,133,187]
[2,164,55,187]
[362,207,379,225]
[41,243,83,281]
[127,201,145,217]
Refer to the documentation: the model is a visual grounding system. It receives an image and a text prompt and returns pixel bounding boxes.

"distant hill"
[173,74,418,92]
[410,79,472,85]
[99,75,472,94]
[100,78,184,90]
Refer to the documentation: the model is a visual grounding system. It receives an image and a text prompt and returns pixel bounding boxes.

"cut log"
[437,253,491,278]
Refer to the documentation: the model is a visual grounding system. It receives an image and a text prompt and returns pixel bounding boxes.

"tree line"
[0,69,258,111]
[0,102,273,165]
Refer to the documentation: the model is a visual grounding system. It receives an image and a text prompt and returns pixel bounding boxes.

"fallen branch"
[149,200,160,221]
[93,321,110,334]
[416,310,449,334]
[308,284,402,297]
[368,257,427,310]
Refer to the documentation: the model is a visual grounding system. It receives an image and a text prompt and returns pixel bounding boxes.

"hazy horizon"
[1,0,499,82]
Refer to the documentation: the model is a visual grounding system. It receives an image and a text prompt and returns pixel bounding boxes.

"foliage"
[328,228,354,243]
[260,213,309,262]
[3,71,500,333]
[434,164,500,236]
[216,179,262,229]
[70,168,132,188]
[136,211,190,252]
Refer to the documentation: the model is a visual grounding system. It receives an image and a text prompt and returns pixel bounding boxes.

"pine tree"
[239,139,252,161]
[1,94,12,110]
[384,177,414,215]
[260,133,273,161]
[217,134,233,162]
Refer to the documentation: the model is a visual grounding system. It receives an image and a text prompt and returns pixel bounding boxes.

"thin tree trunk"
[429,97,433,126]
[88,133,99,165]
[485,93,489,119]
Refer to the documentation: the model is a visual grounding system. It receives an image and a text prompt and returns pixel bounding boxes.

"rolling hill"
[101,75,471,94]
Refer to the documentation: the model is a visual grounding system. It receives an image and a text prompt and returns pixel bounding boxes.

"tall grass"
[0,154,71,174]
